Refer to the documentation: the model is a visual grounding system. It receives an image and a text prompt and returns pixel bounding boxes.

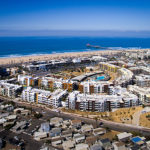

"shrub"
[34,113,43,119]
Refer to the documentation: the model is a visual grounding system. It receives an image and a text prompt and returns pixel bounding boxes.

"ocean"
[0,37,150,58]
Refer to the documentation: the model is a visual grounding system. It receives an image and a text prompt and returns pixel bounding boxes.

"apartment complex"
[128,85,150,104]
[0,81,22,98]
[18,75,38,87]
[38,77,64,89]
[66,91,138,112]
[99,62,120,73]
[78,81,111,94]
[22,87,67,107]
[134,75,150,87]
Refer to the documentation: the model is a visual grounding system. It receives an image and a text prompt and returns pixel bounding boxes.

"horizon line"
[1,29,150,38]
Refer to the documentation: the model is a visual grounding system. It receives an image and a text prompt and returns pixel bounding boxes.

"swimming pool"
[96,76,105,81]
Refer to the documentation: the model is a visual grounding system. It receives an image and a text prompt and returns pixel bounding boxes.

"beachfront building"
[0,81,22,98]
[66,91,138,112]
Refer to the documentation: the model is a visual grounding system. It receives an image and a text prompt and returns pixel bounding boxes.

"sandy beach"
[0,49,148,66]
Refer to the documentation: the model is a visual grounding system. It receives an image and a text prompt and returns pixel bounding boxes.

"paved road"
[1,96,150,137]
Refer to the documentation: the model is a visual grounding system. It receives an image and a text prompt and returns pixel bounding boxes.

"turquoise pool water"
[96,76,105,81]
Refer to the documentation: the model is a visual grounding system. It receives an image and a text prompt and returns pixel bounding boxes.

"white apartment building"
[66,91,139,112]
[134,74,150,87]
[116,68,133,87]
[49,89,68,107]
[108,86,127,95]
[67,91,80,110]
[79,81,110,94]
[0,81,22,98]
[22,87,67,107]
[22,87,51,104]
[18,75,32,86]
[40,77,65,89]
[128,85,150,104]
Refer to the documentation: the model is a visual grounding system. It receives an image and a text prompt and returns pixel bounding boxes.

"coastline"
[0,48,148,65]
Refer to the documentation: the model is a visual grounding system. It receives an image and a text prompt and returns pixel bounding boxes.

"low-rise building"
[73,133,85,143]
[117,132,132,142]
[49,128,61,137]
[113,141,127,150]
[90,144,103,150]
[93,128,106,136]
[99,138,113,150]
[62,140,75,150]
[34,132,47,140]
[39,122,51,133]
[81,124,93,133]
[50,117,63,127]
[75,143,89,150]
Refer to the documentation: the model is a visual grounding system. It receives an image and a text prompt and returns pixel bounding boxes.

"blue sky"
[0,0,150,36]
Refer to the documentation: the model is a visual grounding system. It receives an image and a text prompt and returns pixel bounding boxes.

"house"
[117,132,132,142]
[75,143,89,150]
[146,141,150,150]
[11,121,28,132]
[61,119,71,129]
[81,124,93,133]
[0,118,6,125]
[86,136,98,146]
[131,136,145,146]
[50,117,63,127]
[49,128,61,137]
[93,128,106,136]
[99,138,113,150]
[71,120,82,129]
[62,120,71,126]
[39,122,50,133]
[73,133,85,143]
[0,113,9,119]
[14,108,31,115]
[113,141,127,150]
[90,144,103,150]
[0,104,14,112]
[61,130,72,139]
[6,115,17,121]
[62,140,75,150]
[34,132,47,140]
[51,137,64,146]
[3,121,14,128]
